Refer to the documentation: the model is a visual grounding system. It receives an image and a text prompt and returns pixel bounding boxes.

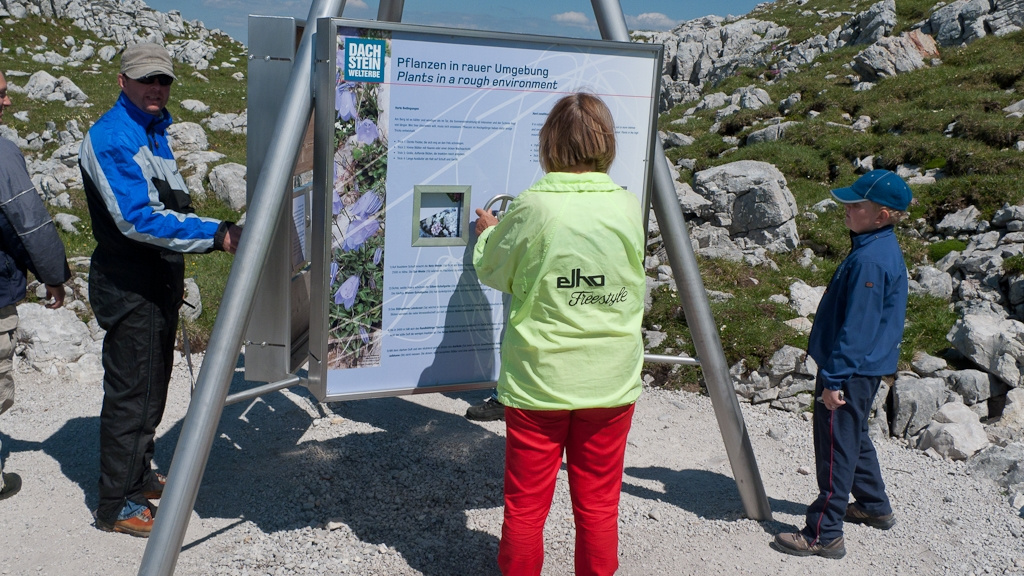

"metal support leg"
[137,1,348,574]
[377,0,405,21]
[590,0,772,521]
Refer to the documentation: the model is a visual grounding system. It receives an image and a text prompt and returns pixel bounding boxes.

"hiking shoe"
[0,472,22,501]
[95,507,154,538]
[845,502,896,530]
[142,473,167,500]
[466,397,505,421]
[772,532,846,559]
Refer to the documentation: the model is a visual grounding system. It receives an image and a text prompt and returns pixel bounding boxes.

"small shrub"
[928,239,967,262]
[1005,254,1024,275]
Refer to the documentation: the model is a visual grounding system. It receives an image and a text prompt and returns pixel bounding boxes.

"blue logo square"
[344,38,386,83]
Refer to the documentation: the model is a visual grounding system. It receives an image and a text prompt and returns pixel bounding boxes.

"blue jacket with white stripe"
[80,92,229,302]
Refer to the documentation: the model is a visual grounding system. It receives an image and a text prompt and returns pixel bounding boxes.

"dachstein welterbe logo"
[344,38,386,82]
[557,268,629,307]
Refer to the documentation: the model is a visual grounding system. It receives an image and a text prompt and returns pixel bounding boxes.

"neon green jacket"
[473,171,645,410]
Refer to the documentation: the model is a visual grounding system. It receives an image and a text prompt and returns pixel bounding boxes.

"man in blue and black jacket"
[79,43,242,537]
[0,70,72,503]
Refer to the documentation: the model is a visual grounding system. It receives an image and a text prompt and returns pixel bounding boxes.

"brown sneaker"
[142,473,167,500]
[772,532,846,559]
[845,502,896,530]
[96,508,154,538]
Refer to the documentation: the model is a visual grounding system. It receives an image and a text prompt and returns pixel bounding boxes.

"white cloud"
[347,0,368,9]
[626,12,681,31]
[551,11,594,29]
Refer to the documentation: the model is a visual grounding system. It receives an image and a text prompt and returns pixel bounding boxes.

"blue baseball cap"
[831,169,912,211]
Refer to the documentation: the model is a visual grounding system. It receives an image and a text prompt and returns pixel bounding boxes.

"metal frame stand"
[139,0,770,573]
[589,0,771,522]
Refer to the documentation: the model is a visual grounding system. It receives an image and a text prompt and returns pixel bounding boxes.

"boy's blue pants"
[801,374,892,544]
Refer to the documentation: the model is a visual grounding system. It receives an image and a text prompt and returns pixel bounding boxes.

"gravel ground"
[1,352,1023,576]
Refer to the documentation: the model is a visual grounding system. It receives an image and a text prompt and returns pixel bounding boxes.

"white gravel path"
[0,353,1022,575]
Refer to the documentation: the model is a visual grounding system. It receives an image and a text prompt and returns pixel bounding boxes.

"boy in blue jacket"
[773,170,912,559]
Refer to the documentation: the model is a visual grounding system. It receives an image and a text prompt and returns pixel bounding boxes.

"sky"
[143,0,769,46]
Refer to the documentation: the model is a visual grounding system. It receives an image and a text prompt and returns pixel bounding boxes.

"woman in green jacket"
[473,92,646,576]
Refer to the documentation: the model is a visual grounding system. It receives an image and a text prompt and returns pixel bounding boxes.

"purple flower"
[342,218,380,252]
[332,190,343,215]
[373,246,383,265]
[334,275,359,310]
[349,191,382,219]
[330,261,339,284]
[355,118,378,144]
[359,326,369,344]
[336,83,357,121]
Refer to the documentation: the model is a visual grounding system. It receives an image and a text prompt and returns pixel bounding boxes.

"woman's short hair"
[539,93,616,173]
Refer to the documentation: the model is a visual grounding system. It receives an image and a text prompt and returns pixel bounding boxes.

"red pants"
[498,404,636,576]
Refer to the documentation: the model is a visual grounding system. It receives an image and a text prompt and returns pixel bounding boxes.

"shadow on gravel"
[623,466,807,533]
[149,368,505,576]
[4,415,100,509]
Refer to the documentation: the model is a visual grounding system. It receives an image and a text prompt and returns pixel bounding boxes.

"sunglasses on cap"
[135,74,174,86]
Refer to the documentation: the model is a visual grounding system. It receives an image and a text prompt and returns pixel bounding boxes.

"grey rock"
[778,92,801,115]
[912,351,948,376]
[966,443,1024,488]
[947,314,1024,388]
[745,121,797,145]
[180,99,210,113]
[851,30,939,81]
[203,111,247,134]
[891,375,947,437]
[692,160,799,252]
[53,213,80,234]
[15,302,99,365]
[911,265,953,300]
[937,205,985,235]
[166,122,208,153]
[660,130,695,149]
[788,279,824,317]
[777,375,816,399]
[181,278,202,323]
[950,369,1007,405]
[924,0,996,46]
[841,0,898,45]
[208,162,248,211]
[917,402,990,459]
[768,345,810,383]
[999,388,1024,431]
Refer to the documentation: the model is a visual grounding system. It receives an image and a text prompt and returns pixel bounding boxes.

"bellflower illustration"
[349,191,383,219]
[355,118,379,144]
[336,82,357,121]
[330,261,339,284]
[334,275,359,310]
[342,218,380,252]
[373,246,383,266]
[332,190,343,216]
[359,326,369,344]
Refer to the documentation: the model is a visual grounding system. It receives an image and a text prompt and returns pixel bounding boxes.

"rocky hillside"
[1,0,1023,515]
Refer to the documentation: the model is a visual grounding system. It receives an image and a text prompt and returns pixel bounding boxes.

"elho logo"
[557,268,605,289]
[344,38,385,83]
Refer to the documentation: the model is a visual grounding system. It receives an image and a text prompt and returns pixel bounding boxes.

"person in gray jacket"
[0,70,73,501]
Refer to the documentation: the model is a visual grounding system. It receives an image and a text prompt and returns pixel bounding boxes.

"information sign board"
[309,18,662,400]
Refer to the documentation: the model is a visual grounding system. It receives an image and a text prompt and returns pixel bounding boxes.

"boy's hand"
[820,388,846,411]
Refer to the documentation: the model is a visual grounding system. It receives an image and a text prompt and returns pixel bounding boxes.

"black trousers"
[90,263,178,525]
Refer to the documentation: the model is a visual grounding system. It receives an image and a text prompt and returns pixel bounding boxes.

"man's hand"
[222,223,242,254]
[44,284,65,309]
[474,208,499,236]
